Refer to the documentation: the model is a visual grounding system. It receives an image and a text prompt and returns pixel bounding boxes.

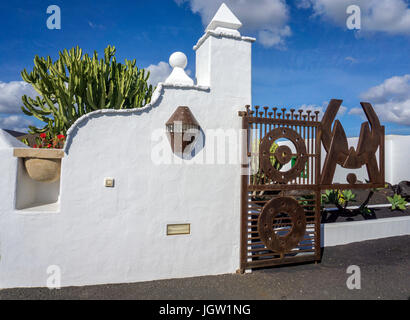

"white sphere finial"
[165,51,194,86]
[169,52,187,69]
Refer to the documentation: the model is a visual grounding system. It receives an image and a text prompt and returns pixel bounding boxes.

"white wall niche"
[13,148,63,212]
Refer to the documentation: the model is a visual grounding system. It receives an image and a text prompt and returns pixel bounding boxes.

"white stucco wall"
[386,135,410,185]
[0,29,255,288]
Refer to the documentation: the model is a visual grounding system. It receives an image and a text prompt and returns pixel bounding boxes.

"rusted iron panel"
[239,100,385,271]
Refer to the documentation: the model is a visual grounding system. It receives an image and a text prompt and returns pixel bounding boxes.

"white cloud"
[357,74,410,125]
[146,61,172,86]
[88,21,105,30]
[345,56,358,63]
[146,61,192,86]
[0,81,37,113]
[348,108,363,116]
[0,115,32,132]
[259,26,292,48]
[175,0,291,48]
[296,0,312,9]
[298,101,347,120]
[298,0,410,35]
[298,104,325,118]
[361,74,410,104]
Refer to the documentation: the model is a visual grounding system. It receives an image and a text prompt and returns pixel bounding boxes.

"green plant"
[321,189,338,205]
[21,45,154,137]
[291,156,308,178]
[321,189,356,208]
[387,194,408,211]
[268,142,283,170]
[339,189,356,207]
[32,132,65,149]
[251,141,283,184]
[355,182,386,217]
[21,132,65,149]
[250,141,284,198]
[359,206,372,215]
[322,189,358,222]
[321,189,357,221]
[298,193,315,211]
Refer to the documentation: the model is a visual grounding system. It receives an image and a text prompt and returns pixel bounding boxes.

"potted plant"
[15,133,65,183]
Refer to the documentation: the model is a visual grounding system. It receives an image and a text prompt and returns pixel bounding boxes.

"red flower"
[33,144,37,148]
[47,144,52,148]
[40,133,46,139]
[57,134,65,140]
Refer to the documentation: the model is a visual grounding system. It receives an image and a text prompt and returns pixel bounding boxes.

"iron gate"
[239,99,385,272]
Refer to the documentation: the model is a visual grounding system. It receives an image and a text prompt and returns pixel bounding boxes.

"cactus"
[21,45,154,136]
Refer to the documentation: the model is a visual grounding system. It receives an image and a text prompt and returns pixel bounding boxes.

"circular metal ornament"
[259,127,308,183]
[346,173,357,185]
[274,145,292,165]
[258,197,306,254]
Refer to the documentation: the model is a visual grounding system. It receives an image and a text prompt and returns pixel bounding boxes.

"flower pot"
[13,148,64,183]
[24,158,61,183]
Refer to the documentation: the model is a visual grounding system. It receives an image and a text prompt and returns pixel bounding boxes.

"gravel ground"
[1,235,409,300]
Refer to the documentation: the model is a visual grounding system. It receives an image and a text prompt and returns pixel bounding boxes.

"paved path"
[1,235,409,300]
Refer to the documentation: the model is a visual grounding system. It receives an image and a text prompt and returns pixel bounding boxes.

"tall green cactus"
[21,45,154,136]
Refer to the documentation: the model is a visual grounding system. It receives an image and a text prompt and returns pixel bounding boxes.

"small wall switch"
[104,178,115,187]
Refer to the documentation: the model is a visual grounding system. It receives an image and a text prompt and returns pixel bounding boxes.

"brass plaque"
[167,224,190,236]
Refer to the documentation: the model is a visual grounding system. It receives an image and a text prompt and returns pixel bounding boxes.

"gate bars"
[239,99,385,272]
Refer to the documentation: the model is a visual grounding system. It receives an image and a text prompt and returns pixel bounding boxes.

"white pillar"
[194,3,255,102]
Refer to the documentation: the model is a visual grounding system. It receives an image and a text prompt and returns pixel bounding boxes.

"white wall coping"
[193,30,256,51]
[385,134,410,139]
[321,215,410,247]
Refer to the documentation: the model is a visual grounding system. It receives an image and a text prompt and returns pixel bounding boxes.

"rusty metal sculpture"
[258,197,306,255]
[260,127,308,184]
[238,99,385,272]
[320,99,385,187]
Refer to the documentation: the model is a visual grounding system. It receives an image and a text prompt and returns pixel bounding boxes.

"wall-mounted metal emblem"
[166,106,200,154]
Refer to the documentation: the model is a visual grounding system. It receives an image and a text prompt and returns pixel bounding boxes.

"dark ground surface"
[351,187,394,205]
[1,235,409,300]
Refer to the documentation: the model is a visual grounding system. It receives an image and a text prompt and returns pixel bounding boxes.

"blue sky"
[0,0,409,136]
